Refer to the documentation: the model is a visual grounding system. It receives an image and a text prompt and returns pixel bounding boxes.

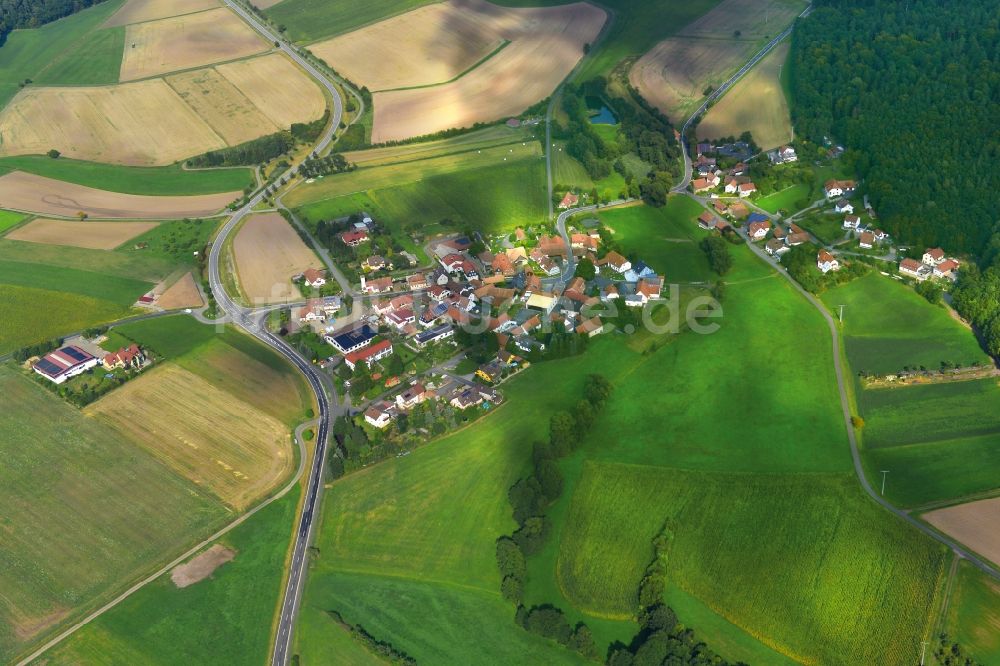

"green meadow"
[45,489,300,666]
[598,199,715,283]
[555,462,946,666]
[121,217,221,266]
[0,285,127,354]
[0,209,28,233]
[0,0,124,107]
[0,237,176,282]
[821,273,988,375]
[0,366,229,663]
[0,157,253,196]
[945,561,1000,664]
[0,261,151,307]
[295,160,547,234]
[756,183,810,214]
[267,0,431,42]
[860,378,1000,449]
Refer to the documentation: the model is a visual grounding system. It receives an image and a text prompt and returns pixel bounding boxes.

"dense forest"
[0,0,107,45]
[788,0,999,254]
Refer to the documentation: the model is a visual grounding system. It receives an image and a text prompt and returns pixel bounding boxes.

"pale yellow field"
[157,271,204,309]
[0,54,326,166]
[697,41,792,149]
[0,79,226,165]
[4,218,156,249]
[232,212,320,304]
[310,1,505,91]
[369,0,606,143]
[120,7,268,81]
[630,0,806,122]
[925,498,1000,567]
[216,53,327,129]
[165,68,279,145]
[105,0,220,27]
[0,172,237,218]
[87,364,293,511]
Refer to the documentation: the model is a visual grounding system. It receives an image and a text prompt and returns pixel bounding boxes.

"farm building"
[33,345,99,384]
[344,339,393,371]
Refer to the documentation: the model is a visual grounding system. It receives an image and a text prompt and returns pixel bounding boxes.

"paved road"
[673,5,811,193]
[212,2,353,664]
[733,225,1000,583]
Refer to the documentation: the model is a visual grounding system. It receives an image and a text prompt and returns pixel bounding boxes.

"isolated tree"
[574,257,595,281]
[46,149,60,159]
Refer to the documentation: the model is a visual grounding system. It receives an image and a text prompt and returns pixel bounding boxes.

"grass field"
[863,433,1000,508]
[295,159,547,234]
[0,156,252,195]
[119,217,222,266]
[45,487,300,666]
[0,366,228,662]
[598,199,715,284]
[697,41,793,149]
[556,462,947,665]
[33,24,124,86]
[0,209,28,233]
[267,0,430,42]
[0,260,151,306]
[0,285,127,354]
[821,273,989,376]
[287,139,543,205]
[0,0,124,108]
[0,237,176,283]
[754,182,810,214]
[343,124,534,168]
[944,561,1000,664]
[861,378,1000,450]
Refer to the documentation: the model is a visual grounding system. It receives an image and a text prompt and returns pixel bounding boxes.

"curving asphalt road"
[211,3,352,664]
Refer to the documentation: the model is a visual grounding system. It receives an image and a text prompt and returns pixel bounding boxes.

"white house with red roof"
[933,259,959,279]
[344,339,393,371]
[302,268,327,287]
[33,346,99,384]
[922,248,946,266]
[899,258,930,281]
[817,250,840,274]
[558,192,579,209]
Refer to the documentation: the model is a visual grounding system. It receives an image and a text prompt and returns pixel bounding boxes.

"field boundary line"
[374,39,512,92]
[15,419,312,666]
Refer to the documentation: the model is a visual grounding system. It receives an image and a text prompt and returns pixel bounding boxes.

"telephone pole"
[837,304,846,323]
[920,640,929,666]
[880,470,889,495]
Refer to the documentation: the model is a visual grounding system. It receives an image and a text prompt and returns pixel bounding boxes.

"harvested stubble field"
[924,498,1000,567]
[105,0,220,27]
[170,544,236,588]
[310,1,506,91]
[0,171,237,218]
[120,8,268,81]
[0,53,324,166]
[87,363,293,511]
[156,271,204,309]
[368,0,606,142]
[0,366,228,661]
[232,212,320,304]
[631,0,806,121]
[697,41,792,149]
[165,68,281,145]
[5,218,156,249]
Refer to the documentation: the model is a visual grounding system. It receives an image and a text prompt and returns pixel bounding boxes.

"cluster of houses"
[362,377,503,430]
[767,145,798,165]
[899,248,960,282]
[691,154,757,197]
[842,214,889,249]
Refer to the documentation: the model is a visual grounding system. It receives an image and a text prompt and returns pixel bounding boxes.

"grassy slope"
[0,285,127,354]
[0,0,124,107]
[0,238,177,282]
[756,183,810,214]
[0,366,228,663]
[556,462,946,666]
[945,561,1000,664]
[295,159,548,235]
[599,199,715,283]
[45,488,300,666]
[267,0,431,42]
[118,217,222,266]
[0,260,152,306]
[0,157,252,196]
[820,273,989,375]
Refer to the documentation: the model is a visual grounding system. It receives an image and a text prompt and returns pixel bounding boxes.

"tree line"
[788,0,999,254]
[187,131,295,168]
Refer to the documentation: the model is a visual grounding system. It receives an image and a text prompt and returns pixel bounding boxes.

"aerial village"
[279,211,664,440]
[689,142,961,285]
